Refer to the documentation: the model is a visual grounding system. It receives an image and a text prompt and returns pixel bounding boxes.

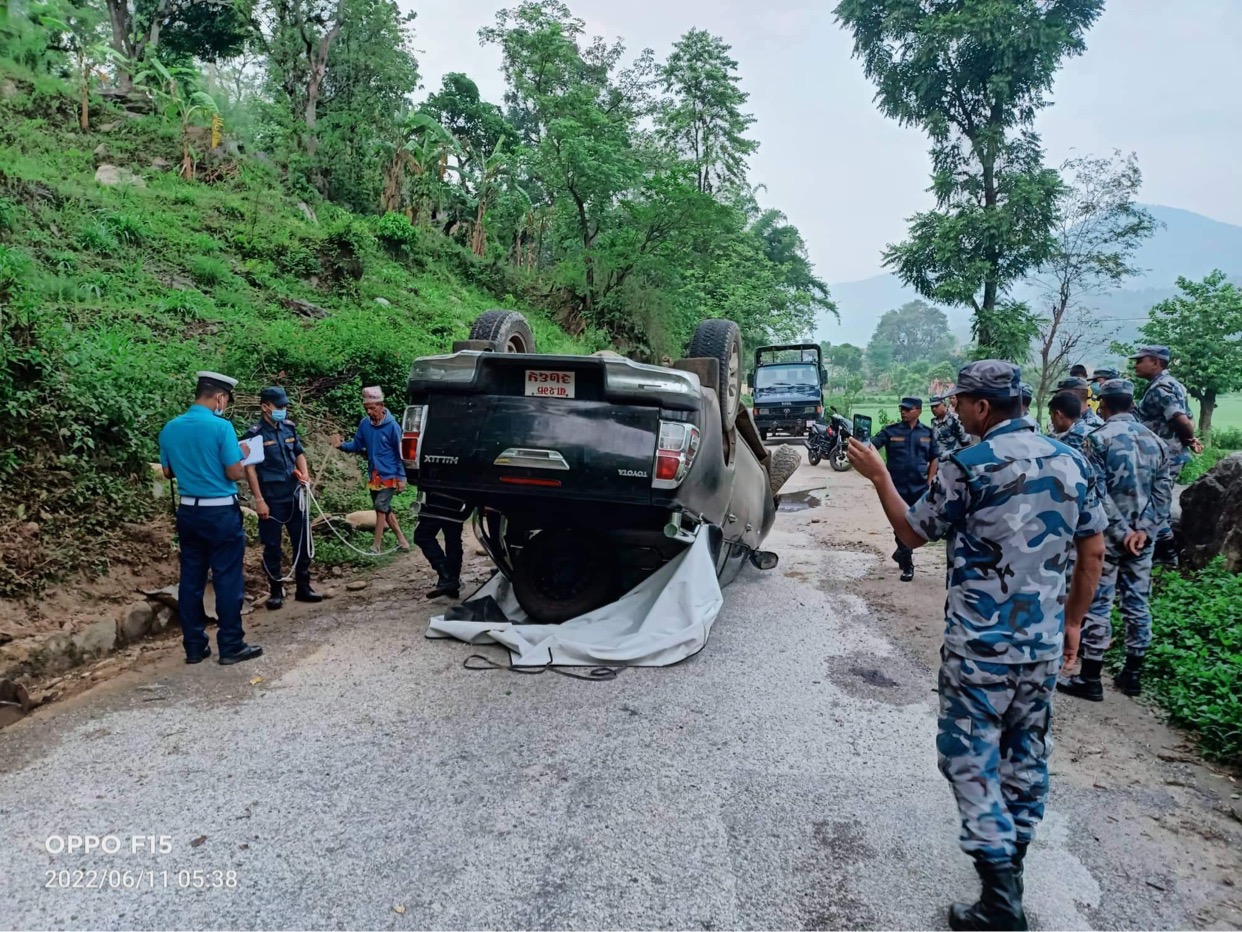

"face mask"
[271,409,288,422]
[214,398,227,417]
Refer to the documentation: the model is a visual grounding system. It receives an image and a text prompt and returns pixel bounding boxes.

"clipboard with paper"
[240,436,265,466]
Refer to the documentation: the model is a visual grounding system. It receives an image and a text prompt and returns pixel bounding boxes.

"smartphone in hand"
[852,414,873,445]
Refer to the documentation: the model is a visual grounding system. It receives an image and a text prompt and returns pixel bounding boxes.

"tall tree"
[1133,271,1242,442]
[261,0,347,159]
[834,0,1104,359]
[656,28,757,196]
[104,0,255,91]
[1030,151,1157,419]
[867,300,955,367]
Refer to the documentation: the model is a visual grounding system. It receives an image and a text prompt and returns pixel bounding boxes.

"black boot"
[1113,654,1144,696]
[295,580,324,603]
[1057,658,1104,701]
[900,555,914,582]
[949,858,1028,931]
[1012,842,1028,899]
[426,568,461,600]
[265,583,284,611]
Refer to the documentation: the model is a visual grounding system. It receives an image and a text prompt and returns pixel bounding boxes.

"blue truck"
[749,343,826,441]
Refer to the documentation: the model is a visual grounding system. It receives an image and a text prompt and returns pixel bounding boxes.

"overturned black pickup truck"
[401,310,796,622]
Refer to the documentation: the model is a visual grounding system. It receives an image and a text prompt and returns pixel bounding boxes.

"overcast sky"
[406,0,1242,285]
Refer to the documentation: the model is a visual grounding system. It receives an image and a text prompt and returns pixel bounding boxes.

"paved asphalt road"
[0,466,1234,929]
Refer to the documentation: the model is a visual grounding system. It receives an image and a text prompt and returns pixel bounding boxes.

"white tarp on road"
[425,532,724,667]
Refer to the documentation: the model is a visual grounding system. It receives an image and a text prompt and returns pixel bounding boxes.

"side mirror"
[747,370,755,386]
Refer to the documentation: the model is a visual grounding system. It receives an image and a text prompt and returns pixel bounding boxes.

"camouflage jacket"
[1084,412,1172,547]
[1051,416,1093,454]
[1136,370,1192,461]
[931,412,971,457]
[907,418,1108,664]
[1048,408,1103,437]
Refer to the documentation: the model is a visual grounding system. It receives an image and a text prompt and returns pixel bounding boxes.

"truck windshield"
[754,365,818,390]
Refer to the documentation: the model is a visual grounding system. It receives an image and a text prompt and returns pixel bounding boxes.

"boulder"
[345,511,377,531]
[1,79,19,100]
[1178,452,1242,572]
[152,606,175,634]
[119,603,154,643]
[374,297,391,307]
[94,164,145,189]
[73,618,118,656]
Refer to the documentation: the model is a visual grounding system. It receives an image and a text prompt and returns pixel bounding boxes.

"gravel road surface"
[0,457,1238,930]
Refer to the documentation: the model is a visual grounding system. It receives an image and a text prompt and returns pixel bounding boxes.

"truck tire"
[470,309,536,354]
[511,530,618,623]
[686,319,742,431]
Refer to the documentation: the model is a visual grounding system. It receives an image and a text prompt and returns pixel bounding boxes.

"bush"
[102,211,149,247]
[1179,447,1235,485]
[1110,560,1242,765]
[1210,427,1242,451]
[187,255,231,288]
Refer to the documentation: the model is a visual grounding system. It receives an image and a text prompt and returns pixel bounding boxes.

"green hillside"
[0,77,598,595]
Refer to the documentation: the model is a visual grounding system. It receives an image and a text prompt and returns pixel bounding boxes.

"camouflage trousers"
[1081,543,1154,660]
[937,649,1060,862]
[1156,454,1189,542]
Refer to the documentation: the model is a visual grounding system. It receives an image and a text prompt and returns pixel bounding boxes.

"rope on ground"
[303,483,404,559]
[463,653,621,681]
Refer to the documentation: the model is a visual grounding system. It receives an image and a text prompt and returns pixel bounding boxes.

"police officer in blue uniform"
[158,372,262,666]
[243,386,323,610]
[871,397,939,581]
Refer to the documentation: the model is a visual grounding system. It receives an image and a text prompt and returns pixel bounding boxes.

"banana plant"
[469,140,529,257]
[134,58,219,180]
[378,110,461,224]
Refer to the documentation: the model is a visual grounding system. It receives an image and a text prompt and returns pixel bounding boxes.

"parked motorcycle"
[806,407,852,471]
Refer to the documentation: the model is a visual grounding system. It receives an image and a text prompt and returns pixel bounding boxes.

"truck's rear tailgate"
[417,395,661,505]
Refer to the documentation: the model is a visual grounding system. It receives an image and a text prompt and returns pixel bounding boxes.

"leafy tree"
[867,300,955,367]
[1030,151,1157,419]
[834,0,1104,359]
[655,28,757,196]
[1132,271,1242,442]
[104,0,255,91]
[134,57,219,178]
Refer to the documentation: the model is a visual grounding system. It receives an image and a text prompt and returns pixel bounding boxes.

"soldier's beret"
[946,361,1021,400]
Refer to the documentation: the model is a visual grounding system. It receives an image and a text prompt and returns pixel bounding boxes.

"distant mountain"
[816,204,1242,352]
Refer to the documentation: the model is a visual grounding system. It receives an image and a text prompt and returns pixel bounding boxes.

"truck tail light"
[401,404,428,468]
[653,421,700,489]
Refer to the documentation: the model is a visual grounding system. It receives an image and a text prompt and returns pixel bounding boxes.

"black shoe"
[426,576,461,600]
[186,647,212,664]
[219,645,264,666]
[900,559,914,582]
[265,595,284,610]
[1114,655,1144,697]
[1057,674,1104,701]
[949,858,1028,931]
[295,586,324,603]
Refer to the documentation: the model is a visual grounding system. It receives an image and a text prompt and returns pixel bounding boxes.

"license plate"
[525,370,575,399]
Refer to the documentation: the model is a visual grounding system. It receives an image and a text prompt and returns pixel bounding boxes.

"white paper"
[240,437,265,466]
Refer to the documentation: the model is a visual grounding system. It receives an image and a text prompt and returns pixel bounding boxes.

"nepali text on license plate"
[525,370,575,398]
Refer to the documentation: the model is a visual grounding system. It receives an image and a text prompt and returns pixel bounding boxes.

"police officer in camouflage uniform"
[1131,345,1202,566]
[930,394,971,457]
[1019,382,1033,419]
[849,361,1106,931]
[1089,366,1120,416]
[1046,393,1090,449]
[1059,379,1172,702]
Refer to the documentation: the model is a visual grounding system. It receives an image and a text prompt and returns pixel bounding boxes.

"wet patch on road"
[777,489,823,512]
[821,655,928,707]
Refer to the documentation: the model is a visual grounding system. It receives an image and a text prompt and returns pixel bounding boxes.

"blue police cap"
[1098,378,1136,399]
[260,386,290,406]
[1129,345,1171,362]
[946,361,1021,400]
[1092,366,1121,380]
[899,396,923,409]
[929,394,946,406]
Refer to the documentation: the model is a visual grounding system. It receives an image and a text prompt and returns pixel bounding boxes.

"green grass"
[0,72,600,594]
[1108,562,1242,766]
